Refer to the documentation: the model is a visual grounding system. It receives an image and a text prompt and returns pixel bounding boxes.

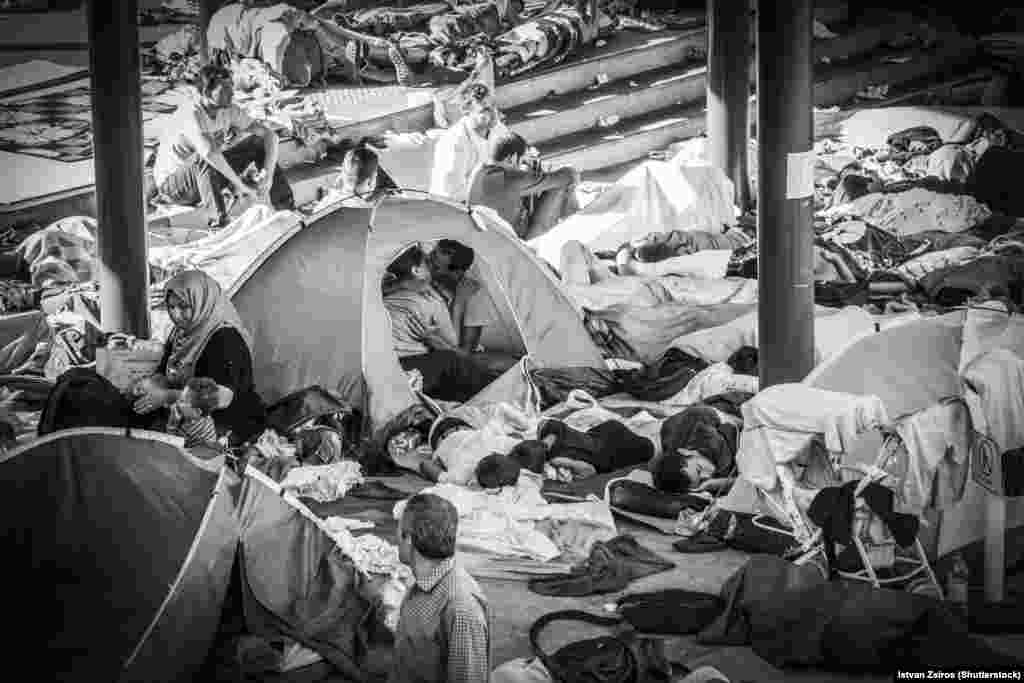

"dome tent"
[1,428,239,682]
[227,193,606,439]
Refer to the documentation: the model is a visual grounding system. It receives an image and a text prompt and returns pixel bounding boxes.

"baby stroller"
[733,383,952,595]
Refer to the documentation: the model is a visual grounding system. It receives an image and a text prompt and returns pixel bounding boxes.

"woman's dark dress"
[157,327,267,444]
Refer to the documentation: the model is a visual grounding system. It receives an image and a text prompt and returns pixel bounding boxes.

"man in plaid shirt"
[391,493,491,683]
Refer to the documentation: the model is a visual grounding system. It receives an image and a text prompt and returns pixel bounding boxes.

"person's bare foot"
[615,247,640,276]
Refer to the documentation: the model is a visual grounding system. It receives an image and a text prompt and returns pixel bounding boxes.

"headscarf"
[163,270,253,387]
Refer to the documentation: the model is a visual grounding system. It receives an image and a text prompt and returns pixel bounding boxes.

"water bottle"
[945,553,970,622]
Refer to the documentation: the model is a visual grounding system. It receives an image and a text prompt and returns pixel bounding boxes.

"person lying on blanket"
[649,405,738,494]
[468,131,580,240]
[152,64,295,227]
[208,1,415,86]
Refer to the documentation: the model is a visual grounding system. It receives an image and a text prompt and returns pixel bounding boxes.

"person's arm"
[459,325,482,351]
[192,328,254,406]
[458,288,492,351]
[184,110,251,196]
[514,166,577,197]
[445,600,490,683]
[239,118,280,196]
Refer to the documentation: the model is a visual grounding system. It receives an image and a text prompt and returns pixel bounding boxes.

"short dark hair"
[401,493,458,559]
[338,140,380,192]
[195,64,232,98]
[650,451,694,493]
[509,439,548,474]
[388,245,426,281]
[185,377,221,415]
[436,239,475,272]
[476,453,521,488]
[489,132,527,163]
[460,83,491,111]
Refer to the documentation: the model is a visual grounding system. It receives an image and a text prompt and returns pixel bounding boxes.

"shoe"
[608,479,709,519]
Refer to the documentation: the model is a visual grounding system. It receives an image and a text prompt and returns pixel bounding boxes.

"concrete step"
[505,62,707,145]
[504,14,933,147]
[538,102,706,172]
[535,35,979,174]
[812,36,981,108]
[274,27,709,169]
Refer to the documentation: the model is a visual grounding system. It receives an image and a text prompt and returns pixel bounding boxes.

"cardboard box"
[95,344,164,393]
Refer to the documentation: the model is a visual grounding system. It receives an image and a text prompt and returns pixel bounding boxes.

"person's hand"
[133,385,171,414]
[132,376,171,415]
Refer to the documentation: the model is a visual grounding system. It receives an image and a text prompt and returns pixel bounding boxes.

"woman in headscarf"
[133,270,267,445]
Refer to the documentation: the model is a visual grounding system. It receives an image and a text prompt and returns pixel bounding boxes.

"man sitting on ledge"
[152,64,295,227]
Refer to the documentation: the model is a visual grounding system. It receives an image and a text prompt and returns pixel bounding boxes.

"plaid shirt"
[390,557,491,683]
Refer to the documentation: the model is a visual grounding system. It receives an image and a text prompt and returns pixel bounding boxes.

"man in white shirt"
[429,83,508,203]
[152,64,294,227]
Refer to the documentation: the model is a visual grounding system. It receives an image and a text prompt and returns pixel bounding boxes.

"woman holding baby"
[131,270,268,447]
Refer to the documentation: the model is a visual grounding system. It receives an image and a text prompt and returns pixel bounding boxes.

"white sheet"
[670,305,875,366]
[737,383,889,491]
[529,161,737,267]
[394,477,616,561]
[149,205,301,293]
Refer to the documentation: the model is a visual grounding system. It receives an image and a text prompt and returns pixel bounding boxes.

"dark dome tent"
[1,428,239,682]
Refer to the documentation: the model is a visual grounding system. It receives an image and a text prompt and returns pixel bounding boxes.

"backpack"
[529,610,671,683]
[37,368,140,436]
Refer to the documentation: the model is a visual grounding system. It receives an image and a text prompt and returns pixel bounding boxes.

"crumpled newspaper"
[279,460,364,503]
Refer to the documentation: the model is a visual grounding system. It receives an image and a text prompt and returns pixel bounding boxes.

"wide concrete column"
[87,0,150,337]
[756,0,815,387]
[706,0,752,211]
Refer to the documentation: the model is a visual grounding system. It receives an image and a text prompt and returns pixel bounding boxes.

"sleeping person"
[650,405,738,494]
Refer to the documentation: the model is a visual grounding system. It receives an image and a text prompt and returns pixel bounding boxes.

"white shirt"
[153,98,255,188]
[429,116,509,203]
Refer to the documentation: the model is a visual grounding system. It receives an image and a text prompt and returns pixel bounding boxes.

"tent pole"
[756,0,815,387]
[706,0,751,211]
[87,0,150,338]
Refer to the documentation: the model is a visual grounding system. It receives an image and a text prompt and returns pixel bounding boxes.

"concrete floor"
[262,474,1024,683]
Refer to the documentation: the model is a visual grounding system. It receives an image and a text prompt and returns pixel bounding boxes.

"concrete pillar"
[86,0,150,337]
[756,0,815,387]
[707,0,752,211]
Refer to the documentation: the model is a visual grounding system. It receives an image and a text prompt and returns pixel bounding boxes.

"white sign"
[785,150,816,199]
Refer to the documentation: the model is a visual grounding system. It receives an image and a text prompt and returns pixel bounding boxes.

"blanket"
[0,81,178,162]
[699,555,1024,672]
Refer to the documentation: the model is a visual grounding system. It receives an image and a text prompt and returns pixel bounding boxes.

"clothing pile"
[739,112,1024,309]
